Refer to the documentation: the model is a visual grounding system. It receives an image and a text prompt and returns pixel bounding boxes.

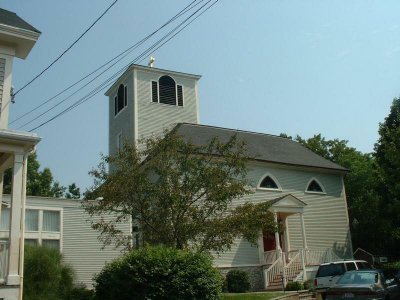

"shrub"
[303,279,314,291]
[93,246,223,300]
[225,269,251,293]
[69,286,95,300]
[285,281,303,291]
[24,245,74,300]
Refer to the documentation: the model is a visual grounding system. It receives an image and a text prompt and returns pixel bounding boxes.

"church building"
[105,63,353,290]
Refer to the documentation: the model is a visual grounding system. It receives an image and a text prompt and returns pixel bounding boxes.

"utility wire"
[11,0,202,126]
[12,0,119,97]
[16,0,204,130]
[27,0,219,132]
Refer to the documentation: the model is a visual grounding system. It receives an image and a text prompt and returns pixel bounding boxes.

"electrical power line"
[11,0,203,126]
[12,0,119,97]
[27,0,219,132]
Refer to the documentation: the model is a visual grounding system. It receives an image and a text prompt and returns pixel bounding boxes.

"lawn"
[222,292,285,299]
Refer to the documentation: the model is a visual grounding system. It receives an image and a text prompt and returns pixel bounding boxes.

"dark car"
[326,269,400,300]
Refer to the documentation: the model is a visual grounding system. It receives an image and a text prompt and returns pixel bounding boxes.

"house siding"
[136,68,198,143]
[213,163,351,267]
[108,72,134,157]
[0,58,5,117]
[23,197,130,288]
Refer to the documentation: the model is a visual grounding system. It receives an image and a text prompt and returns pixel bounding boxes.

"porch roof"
[269,194,306,214]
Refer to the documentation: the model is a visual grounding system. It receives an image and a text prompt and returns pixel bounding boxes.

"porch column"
[284,217,290,252]
[274,212,281,251]
[7,153,24,285]
[300,212,308,281]
[300,212,308,249]
[0,172,3,225]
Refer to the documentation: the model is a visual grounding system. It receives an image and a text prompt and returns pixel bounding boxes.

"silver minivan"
[314,260,372,300]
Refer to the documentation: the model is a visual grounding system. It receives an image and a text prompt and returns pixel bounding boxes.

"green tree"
[84,132,276,252]
[24,245,74,300]
[374,98,400,250]
[65,183,81,199]
[281,133,383,252]
[3,153,66,197]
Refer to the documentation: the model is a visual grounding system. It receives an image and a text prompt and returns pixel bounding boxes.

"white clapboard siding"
[24,197,131,288]
[136,69,198,142]
[213,163,351,267]
[108,72,134,157]
[0,58,5,115]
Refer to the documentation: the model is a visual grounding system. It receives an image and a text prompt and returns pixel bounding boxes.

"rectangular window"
[152,81,158,102]
[0,208,10,231]
[177,85,183,107]
[25,209,39,231]
[42,239,60,251]
[117,132,123,150]
[25,239,38,246]
[42,210,60,232]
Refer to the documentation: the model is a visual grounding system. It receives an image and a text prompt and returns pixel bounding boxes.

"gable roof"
[174,123,347,172]
[0,8,40,33]
[269,194,307,207]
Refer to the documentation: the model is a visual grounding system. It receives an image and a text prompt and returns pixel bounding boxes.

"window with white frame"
[258,174,281,191]
[0,207,62,251]
[151,75,183,106]
[306,178,325,194]
[117,132,123,151]
[114,84,128,116]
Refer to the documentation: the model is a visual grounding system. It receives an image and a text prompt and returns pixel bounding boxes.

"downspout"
[18,152,28,300]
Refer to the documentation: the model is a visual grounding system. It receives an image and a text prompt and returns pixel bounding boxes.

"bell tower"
[105,64,201,155]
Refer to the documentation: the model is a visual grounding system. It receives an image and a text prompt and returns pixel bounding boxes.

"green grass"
[222,292,285,299]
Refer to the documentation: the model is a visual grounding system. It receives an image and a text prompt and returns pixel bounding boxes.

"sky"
[1,0,399,191]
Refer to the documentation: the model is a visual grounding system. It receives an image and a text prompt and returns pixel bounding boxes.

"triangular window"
[259,176,279,189]
[307,180,323,193]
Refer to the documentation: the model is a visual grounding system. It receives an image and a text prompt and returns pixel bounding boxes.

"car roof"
[319,260,368,266]
[345,269,378,273]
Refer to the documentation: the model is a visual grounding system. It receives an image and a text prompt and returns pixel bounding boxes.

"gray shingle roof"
[0,8,40,33]
[174,123,347,172]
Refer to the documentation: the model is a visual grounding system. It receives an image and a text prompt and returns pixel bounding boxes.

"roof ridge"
[178,122,293,141]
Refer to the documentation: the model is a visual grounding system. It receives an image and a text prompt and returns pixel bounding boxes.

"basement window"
[151,75,183,107]
[114,84,128,116]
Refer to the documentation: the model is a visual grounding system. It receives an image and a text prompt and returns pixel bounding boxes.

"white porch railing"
[264,250,278,265]
[263,248,343,288]
[305,248,341,266]
[0,240,8,284]
[283,250,303,285]
[264,251,283,288]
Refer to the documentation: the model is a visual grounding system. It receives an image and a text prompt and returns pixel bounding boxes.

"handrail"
[305,248,341,266]
[0,240,9,284]
[264,251,283,288]
[284,250,303,285]
[264,250,278,265]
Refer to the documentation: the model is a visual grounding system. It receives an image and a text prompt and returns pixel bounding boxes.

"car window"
[338,272,378,285]
[346,262,357,271]
[356,261,371,269]
[317,264,346,277]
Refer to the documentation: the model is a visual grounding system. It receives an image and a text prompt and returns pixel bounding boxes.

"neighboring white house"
[0,196,130,289]
[105,64,353,290]
[0,8,41,300]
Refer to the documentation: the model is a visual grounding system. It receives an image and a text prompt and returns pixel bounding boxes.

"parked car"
[314,260,372,299]
[326,269,400,300]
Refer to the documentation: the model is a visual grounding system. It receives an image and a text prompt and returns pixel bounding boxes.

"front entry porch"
[260,195,341,290]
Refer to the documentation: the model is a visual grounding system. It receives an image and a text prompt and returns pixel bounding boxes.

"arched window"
[306,179,325,193]
[151,75,184,106]
[114,84,127,116]
[259,175,280,190]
